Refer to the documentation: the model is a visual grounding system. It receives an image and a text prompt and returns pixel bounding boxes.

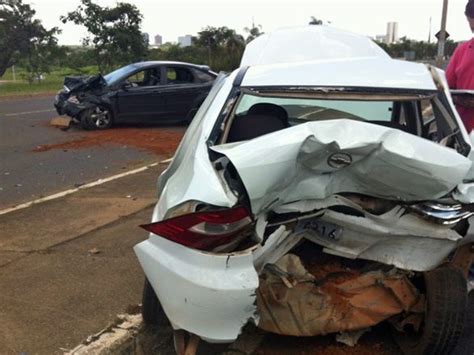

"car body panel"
[115,85,167,120]
[211,120,472,214]
[134,236,259,342]
[241,57,437,90]
[153,72,238,222]
[241,25,389,67]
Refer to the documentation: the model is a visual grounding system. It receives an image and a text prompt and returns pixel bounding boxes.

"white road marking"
[0,162,160,216]
[5,108,56,117]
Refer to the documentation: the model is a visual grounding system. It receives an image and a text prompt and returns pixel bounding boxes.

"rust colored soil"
[33,128,185,156]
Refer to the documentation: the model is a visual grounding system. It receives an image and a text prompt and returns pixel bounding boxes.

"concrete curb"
[65,312,266,355]
[66,314,143,354]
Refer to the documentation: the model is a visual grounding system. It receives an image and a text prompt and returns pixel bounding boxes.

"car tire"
[394,267,467,355]
[142,277,169,326]
[80,106,113,130]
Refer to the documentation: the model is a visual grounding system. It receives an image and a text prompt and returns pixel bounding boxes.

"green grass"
[0,66,100,97]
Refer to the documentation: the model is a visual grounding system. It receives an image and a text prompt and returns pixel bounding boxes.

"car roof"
[241,26,389,67]
[239,26,436,91]
[128,61,211,71]
[241,57,437,91]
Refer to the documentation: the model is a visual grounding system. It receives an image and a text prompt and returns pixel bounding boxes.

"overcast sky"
[30,0,473,45]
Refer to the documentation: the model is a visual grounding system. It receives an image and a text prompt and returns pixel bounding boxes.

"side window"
[126,70,146,86]
[125,68,161,87]
[166,67,195,85]
[193,69,214,83]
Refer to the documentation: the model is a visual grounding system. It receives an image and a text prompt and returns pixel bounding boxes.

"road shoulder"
[0,164,163,353]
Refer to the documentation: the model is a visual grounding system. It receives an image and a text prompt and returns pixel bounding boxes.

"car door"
[114,67,166,122]
[159,65,212,121]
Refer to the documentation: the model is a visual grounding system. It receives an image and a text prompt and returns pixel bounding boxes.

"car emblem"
[327,153,352,168]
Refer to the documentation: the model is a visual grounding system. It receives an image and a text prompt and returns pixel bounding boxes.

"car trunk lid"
[211,119,472,215]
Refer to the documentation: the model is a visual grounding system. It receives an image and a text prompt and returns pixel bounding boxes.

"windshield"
[103,64,141,85]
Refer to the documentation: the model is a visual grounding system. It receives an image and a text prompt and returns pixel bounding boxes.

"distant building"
[375,34,387,43]
[178,35,192,47]
[386,22,399,44]
[142,32,150,46]
[154,34,163,47]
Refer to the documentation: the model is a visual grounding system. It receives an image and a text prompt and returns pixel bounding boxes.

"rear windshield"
[236,95,393,122]
[222,91,468,155]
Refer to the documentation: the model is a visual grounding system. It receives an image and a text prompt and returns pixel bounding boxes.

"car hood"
[211,119,472,214]
[63,74,108,93]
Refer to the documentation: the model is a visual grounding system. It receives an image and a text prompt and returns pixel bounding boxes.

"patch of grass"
[0,66,100,97]
[0,80,63,96]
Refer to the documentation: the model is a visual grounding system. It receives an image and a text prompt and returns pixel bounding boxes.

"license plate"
[296,218,342,241]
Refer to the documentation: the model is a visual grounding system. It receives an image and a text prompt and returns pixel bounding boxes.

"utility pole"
[428,17,432,43]
[436,0,449,67]
[207,37,212,68]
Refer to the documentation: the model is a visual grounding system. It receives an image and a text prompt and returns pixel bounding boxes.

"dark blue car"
[54,61,217,130]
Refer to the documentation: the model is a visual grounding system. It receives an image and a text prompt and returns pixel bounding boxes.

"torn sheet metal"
[273,196,462,271]
[134,236,259,343]
[257,254,421,337]
[211,120,472,214]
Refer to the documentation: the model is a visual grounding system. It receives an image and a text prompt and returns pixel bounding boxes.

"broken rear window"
[220,89,468,155]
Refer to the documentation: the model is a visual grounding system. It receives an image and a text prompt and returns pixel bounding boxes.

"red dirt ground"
[33,127,185,156]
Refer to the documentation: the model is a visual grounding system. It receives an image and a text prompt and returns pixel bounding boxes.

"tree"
[22,26,61,83]
[244,23,263,43]
[309,16,323,25]
[374,36,459,61]
[195,26,239,48]
[61,0,147,72]
[194,26,245,69]
[0,0,59,77]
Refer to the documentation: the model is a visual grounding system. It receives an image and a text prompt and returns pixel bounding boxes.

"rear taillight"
[140,206,252,250]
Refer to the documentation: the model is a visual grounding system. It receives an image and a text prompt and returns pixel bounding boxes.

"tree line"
[0,0,462,82]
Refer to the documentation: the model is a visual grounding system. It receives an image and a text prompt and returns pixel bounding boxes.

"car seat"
[227,103,289,143]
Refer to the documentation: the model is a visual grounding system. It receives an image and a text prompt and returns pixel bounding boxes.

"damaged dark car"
[54,61,217,130]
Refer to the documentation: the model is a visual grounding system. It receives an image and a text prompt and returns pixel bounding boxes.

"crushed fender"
[257,254,423,337]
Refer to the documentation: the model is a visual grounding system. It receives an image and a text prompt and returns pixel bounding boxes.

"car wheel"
[80,106,113,130]
[393,267,467,355]
[142,277,169,326]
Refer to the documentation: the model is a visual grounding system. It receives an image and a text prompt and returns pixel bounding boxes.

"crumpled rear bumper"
[134,206,474,344]
[134,235,259,343]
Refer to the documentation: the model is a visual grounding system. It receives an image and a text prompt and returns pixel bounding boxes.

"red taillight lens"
[140,206,251,250]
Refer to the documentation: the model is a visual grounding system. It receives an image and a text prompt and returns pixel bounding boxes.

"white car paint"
[135,236,259,342]
[241,25,389,67]
[135,27,474,344]
[153,72,238,221]
[212,120,471,214]
[241,57,437,91]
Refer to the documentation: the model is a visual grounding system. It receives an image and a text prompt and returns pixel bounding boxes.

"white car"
[135,26,474,355]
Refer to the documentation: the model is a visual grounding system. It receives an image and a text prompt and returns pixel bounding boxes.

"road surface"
[0,95,181,209]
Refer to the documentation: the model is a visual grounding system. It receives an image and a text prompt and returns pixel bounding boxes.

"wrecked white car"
[134,26,474,355]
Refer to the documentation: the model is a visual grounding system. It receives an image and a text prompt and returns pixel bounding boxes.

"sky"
[30,0,474,45]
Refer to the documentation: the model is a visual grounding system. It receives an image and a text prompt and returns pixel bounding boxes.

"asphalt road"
[0,95,160,209]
